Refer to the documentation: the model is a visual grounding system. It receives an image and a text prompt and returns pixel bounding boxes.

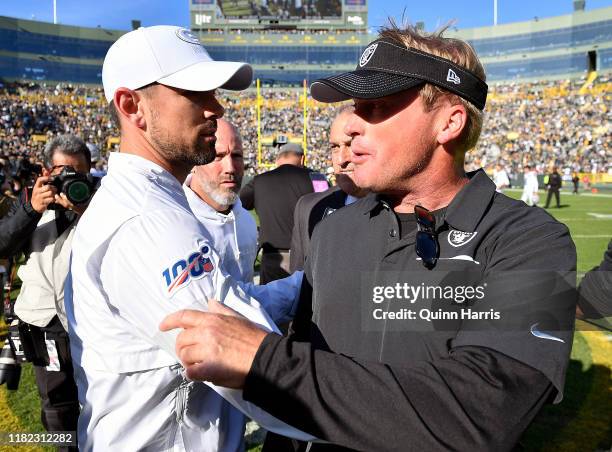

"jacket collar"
[357,169,495,232]
[184,175,241,222]
[108,152,183,192]
[443,169,495,232]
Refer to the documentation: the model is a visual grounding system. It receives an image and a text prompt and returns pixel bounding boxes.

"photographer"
[0,134,94,447]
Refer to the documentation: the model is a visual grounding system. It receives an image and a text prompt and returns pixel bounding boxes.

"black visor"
[311,39,488,110]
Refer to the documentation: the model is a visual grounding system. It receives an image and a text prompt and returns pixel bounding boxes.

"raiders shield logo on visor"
[359,43,378,67]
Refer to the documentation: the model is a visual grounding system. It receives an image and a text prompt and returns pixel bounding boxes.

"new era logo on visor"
[447,68,461,85]
[359,43,378,67]
[176,28,201,45]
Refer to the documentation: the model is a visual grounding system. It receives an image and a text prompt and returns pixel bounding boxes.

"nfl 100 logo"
[162,244,215,296]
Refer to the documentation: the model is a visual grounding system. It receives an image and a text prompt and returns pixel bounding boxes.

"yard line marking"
[505,189,612,198]
[556,218,612,221]
[588,213,612,219]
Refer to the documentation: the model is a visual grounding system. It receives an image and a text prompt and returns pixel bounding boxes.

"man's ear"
[436,101,467,146]
[114,88,147,130]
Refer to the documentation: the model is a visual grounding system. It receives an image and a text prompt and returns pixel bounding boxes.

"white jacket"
[184,177,257,282]
[15,209,74,330]
[66,152,313,451]
[522,171,539,193]
[184,176,303,323]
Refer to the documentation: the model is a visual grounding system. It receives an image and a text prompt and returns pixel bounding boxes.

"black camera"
[48,165,96,207]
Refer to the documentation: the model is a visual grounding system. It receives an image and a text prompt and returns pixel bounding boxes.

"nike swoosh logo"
[416,255,480,264]
[530,323,565,343]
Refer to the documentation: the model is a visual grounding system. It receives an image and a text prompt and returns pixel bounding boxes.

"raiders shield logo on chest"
[447,230,478,247]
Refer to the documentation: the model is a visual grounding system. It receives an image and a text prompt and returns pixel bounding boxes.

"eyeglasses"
[414,205,438,269]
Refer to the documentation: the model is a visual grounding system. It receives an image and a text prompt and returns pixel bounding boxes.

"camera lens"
[65,180,91,204]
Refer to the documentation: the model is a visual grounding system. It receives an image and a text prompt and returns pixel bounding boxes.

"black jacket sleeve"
[244,336,553,452]
[289,196,307,273]
[0,197,42,258]
[239,178,256,211]
[578,239,612,319]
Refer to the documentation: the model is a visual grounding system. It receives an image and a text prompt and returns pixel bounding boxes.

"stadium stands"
[1,6,611,85]
[0,5,610,195]
[1,77,610,184]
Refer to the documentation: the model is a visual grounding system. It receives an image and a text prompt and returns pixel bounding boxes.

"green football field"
[0,188,609,452]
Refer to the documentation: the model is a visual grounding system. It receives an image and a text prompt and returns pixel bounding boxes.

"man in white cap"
[65,26,313,451]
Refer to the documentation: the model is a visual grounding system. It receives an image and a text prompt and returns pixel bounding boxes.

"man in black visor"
[161,24,578,452]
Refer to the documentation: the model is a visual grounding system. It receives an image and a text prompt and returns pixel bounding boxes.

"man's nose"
[343,112,362,138]
[205,97,225,119]
[339,145,352,166]
[222,154,235,173]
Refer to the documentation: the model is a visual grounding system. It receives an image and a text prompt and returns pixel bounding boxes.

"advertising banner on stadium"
[215,0,342,20]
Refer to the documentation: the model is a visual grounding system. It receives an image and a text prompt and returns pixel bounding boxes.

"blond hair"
[379,21,486,152]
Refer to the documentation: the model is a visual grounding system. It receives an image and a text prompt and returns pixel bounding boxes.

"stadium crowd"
[1,76,610,201]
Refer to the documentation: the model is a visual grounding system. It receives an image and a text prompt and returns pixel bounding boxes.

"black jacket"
[547,172,562,190]
[0,192,77,259]
[290,186,347,272]
[243,170,577,451]
[240,164,316,251]
[0,192,42,258]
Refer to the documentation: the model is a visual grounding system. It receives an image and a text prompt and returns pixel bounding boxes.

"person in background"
[493,163,510,193]
[521,164,539,206]
[0,134,93,451]
[545,166,562,208]
[290,105,368,273]
[240,142,320,283]
[571,172,579,195]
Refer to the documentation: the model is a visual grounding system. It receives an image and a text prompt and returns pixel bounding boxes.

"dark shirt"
[240,164,315,251]
[243,169,577,451]
[547,172,562,190]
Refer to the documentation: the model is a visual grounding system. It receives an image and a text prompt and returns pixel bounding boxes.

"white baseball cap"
[102,25,253,103]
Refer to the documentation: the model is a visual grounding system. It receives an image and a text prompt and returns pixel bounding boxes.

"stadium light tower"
[53,0,57,24]
[494,0,498,25]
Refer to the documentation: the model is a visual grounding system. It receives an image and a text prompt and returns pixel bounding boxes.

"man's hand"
[30,172,56,213]
[159,299,269,389]
[54,192,87,216]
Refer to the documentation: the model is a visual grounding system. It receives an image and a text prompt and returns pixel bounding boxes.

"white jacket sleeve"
[103,210,318,442]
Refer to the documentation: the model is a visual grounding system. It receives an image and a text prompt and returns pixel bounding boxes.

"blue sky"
[0,0,610,31]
